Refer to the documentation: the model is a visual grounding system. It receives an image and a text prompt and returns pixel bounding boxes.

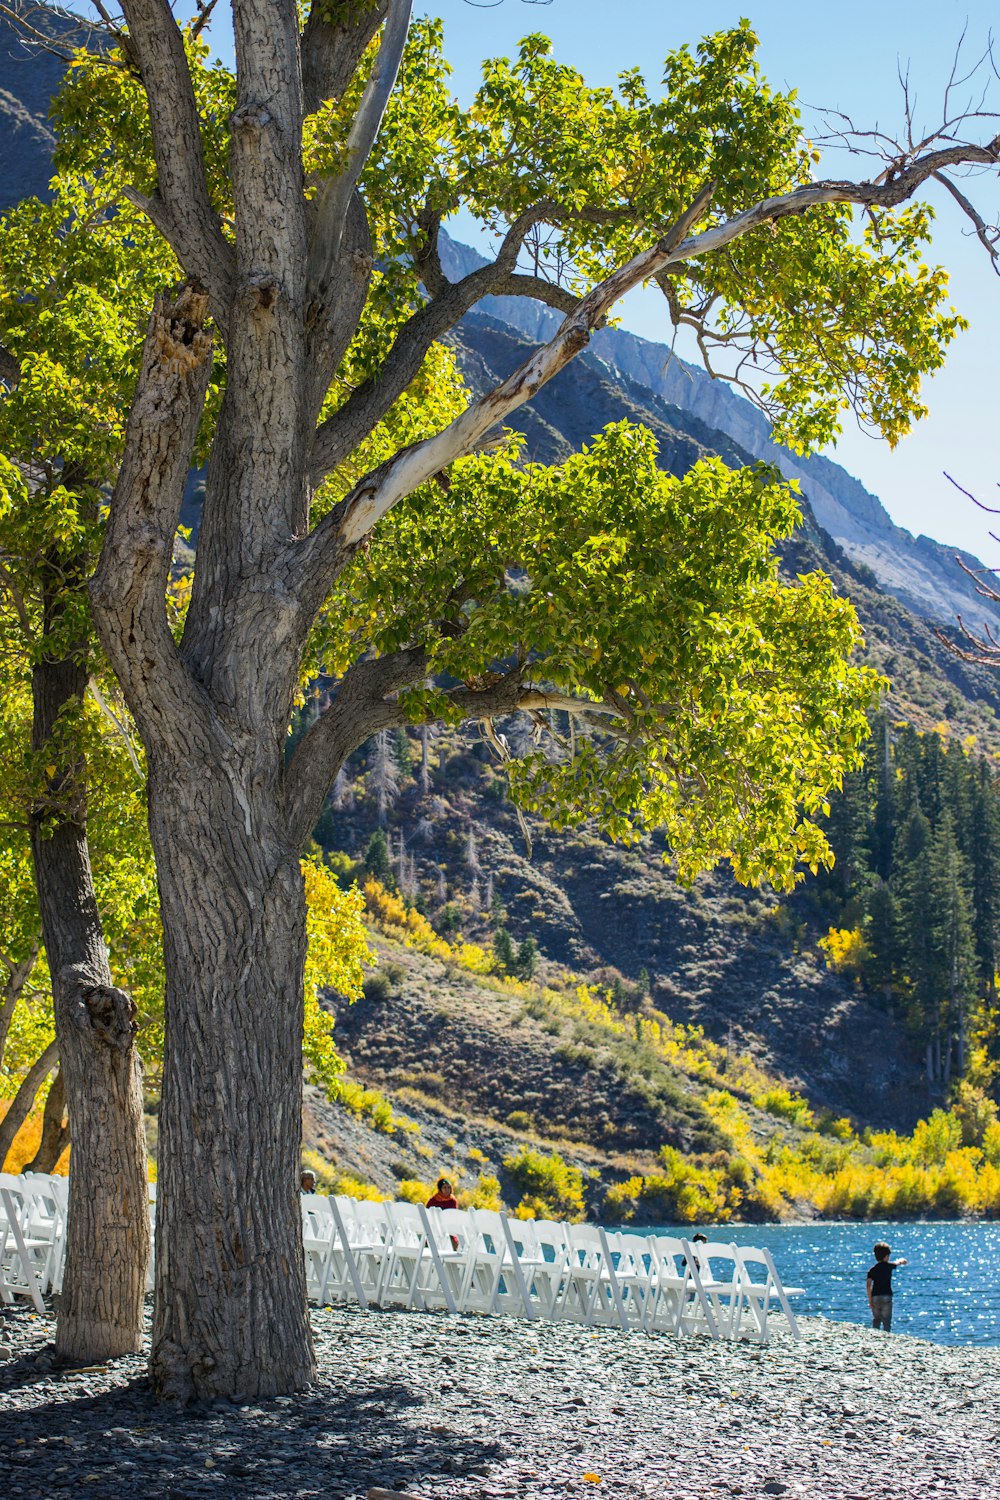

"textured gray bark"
[30,641,148,1362]
[147,754,312,1400]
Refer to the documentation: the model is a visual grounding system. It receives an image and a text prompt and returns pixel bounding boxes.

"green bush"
[753,1085,815,1129]
[503,1145,585,1221]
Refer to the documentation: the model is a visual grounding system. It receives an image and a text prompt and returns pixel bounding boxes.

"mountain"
[0,5,103,213]
[440,232,1000,637]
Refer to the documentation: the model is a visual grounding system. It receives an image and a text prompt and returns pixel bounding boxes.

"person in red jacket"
[426,1176,458,1210]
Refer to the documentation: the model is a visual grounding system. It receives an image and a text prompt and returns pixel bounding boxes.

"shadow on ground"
[0,1355,500,1500]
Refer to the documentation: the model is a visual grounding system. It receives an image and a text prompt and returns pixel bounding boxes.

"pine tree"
[493,927,515,972]
[893,801,935,1073]
[969,760,1000,1000]
[363,828,393,885]
[516,937,539,981]
[926,812,978,1082]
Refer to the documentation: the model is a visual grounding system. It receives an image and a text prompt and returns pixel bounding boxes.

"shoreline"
[3,1300,999,1499]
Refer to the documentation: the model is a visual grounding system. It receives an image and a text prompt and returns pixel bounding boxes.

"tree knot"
[243,274,280,312]
[60,964,138,1055]
[231,103,273,133]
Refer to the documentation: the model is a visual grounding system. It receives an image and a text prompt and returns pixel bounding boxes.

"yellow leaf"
[583,1475,602,1485]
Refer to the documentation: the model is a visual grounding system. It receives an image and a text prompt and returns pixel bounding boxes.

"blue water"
[622,1220,1000,1346]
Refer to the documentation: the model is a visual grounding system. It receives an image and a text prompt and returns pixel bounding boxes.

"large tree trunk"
[147,752,313,1402]
[25,1065,71,1174]
[30,646,149,1361]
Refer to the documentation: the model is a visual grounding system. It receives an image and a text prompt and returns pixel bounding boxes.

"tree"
[0,104,372,1356]
[368,728,400,823]
[926,812,978,1083]
[492,925,516,972]
[50,3,997,1398]
[0,163,178,1354]
[362,826,392,883]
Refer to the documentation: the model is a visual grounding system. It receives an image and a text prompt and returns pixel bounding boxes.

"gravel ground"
[2,1299,999,1500]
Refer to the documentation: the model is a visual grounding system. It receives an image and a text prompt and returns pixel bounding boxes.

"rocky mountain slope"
[442,232,1000,635]
[0,5,102,213]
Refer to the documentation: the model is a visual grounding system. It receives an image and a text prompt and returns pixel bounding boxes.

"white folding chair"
[0,1186,47,1313]
[690,1240,743,1339]
[503,1215,567,1320]
[602,1230,656,1331]
[557,1223,629,1329]
[348,1199,394,1304]
[645,1235,719,1339]
[19,1175,63,1293]
[733,1244,803,1342]
[425,1207,477,1312]
[466,1209,538,1319]
[380,1201,431,1309]
[301,1192,336,1302]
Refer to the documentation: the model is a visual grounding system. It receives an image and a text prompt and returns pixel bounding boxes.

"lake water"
[623,1220,1000,1346]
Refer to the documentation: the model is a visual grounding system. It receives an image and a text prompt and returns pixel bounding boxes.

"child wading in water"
[866,1241,907,1331]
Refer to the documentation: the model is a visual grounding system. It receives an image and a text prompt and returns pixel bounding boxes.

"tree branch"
[307,0,413,298]
[119,0,235,330]
[933,169,1000,271]
[0,936,41,1065]
[300,0,389,118]
[89,286,215,738]
[282,641,631,848]
[0,1036,58,1170]
[299,139,1000,601]
[309,204,573,481]
[283,645,428,844]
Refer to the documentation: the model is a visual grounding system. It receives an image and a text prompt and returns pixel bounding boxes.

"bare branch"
[945,470,1000,513]
[308,0,413,295]
[933,171,1000,270]
[0,0,98,62]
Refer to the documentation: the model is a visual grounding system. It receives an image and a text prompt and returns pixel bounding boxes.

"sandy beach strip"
[2,1300,999,1499]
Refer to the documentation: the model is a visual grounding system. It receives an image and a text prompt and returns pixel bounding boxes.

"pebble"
[1,1301,999,1499]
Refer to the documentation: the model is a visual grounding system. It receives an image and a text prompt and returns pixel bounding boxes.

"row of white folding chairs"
[0,1171,69,1312]
[301,1196,802,1343]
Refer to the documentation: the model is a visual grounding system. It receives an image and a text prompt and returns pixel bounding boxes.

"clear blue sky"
[177,2,999,558]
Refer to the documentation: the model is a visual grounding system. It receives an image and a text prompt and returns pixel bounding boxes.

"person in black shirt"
[866,1241,907,1330]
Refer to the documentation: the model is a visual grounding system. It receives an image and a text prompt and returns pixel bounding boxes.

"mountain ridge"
[440,232,999,635]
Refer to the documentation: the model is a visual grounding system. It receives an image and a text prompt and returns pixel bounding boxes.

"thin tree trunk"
[420,723,430,797]
[147,753,313,1402]
[31,645,149,1361]
[25,1066,70,1174]
[0,1037,58,1169]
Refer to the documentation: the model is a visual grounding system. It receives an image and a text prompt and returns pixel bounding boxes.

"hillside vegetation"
[299,876,1000,1224]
